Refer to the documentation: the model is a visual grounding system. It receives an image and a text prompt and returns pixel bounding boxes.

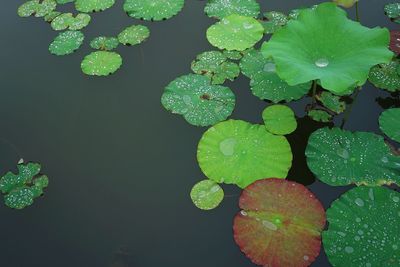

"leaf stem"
[312,80,318,106]
[340,86,362,129]
[355,2,360,22]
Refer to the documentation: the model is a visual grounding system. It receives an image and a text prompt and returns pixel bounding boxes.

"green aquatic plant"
[204,0,260,19]
[117,25,150,46]
[262,105,297,135]
[18,0,57,18]
[379,108,400,143]
[75,0,115,13]
[385,2,400,24]
[323,186,400,266]
[190,180,224,210]
[261,2,393,95]
[306,127,400,186]
[50,13,91,31]
[233,179,326,267]
[81,51,123,76]
[316,91,346,114]
[161,74,235,126]
[123,0,184,21]
[308,109,332,123]
[333,0,358,8]
[0,161,49,209]
[49,30,84,56]
[197,120,292,188]
[90,36,119,51]
[368,59,400,92]
[261,11,288,34]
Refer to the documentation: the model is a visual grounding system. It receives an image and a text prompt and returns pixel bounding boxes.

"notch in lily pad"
[190,180,224,210]
[75,0,115,13]
[0,160,49,209]
[233,178,326,266]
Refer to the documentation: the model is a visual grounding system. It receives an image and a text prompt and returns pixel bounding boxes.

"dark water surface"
[0,1,398,266]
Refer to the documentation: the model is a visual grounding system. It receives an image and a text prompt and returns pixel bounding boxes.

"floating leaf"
[369,59,400,92]
[161,74,235,126]
[51,13,91,31]
[261,3,393,95]
[49,31,84,56]
[204,0,260,19]
[35,0,57,17]
[18,0,39,17]
[316,91,346,114]
[123,0,184,21]
[44,11,61,22]
[308,109,332,122]
[206,14,264,51]
[306,127,400,186]
[90,36,119,51]
[197,120,292,188]
[333,0,358,8]
[81,51,123,76]
[75,0,115,13]
[262,105,297,135]
[190,180,224,210]
[233,179,326,267]
[0,161,49,209]
[379,108,400,142]
[323,186,400,267]
[261,11,288,34]
[117,25,150,46]
[385,3,400,23]
[18,0,57,18]
[240,49,311,103]
[191,51,240,85]
[223,50,243,60]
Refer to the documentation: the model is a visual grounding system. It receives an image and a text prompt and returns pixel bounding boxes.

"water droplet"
[366,263,371,267]
[263,63,276,72]
[358,230,364,235]
[243,22,254,29]
[345,246,354,253]
[183,95,192,106]
[337,148,349,159]
[356,217,361,223]
[337,232,346,237]
[393,244,398,250]
[368,189,374,201]
[315,58,329,68]
[219,138,236,156]
[262,220,278,231]
[393,196,399,203]
[381,156,388,163]
[240,210,247,216]
[303,255,309,261]
[210,185,220,193]
[355,198,365,207]
[355,236,360,241]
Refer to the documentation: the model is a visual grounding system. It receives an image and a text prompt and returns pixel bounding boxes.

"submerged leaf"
[123,0,184,21]
[323,186,400,267]
[117,25,150,46]
[204,0,260,19]
[379,108,400,142]
[233,179,326,267]
[81,51,123,76]
[316,91,346,114]
[369,59,400,92]
[161,74,235,126]
[261,3,393,95]
[306,127,400,186]
[49,31,84,56]
[190,180,224,210]
[197,120,293,188]
[308,109,332,122]
[75,0,115,13]
[262,105,297,135]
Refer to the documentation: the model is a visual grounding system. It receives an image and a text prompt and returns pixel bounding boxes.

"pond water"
[0,1,398,266]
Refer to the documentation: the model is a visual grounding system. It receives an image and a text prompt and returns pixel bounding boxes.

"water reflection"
[376,91,400,109]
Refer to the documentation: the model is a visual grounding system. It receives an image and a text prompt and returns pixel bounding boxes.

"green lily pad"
[385,3,400,24]
[44,11,61,22]
[18,0,57,17]
[51,13,91,31]
[191,51,240,85]
[333,0,358,8]
[316,91,346,114]
[190,180,224,210]
[379,108,400,142]
[204,0,260,19]
[90,36,119,51]
[0,161,49,209]
[223,50,243,60]
[197,120,293,188]
[233,179,326,266]
[308,109,332,122]
[56,0,74,3]
[306,127,400,186]
[117,25,150,46]
[69,13,91,30]
[49,31,84,56]
[240,49,311,102]
[369,60,400,92]
[75,0,115,13]
[323,186,400,267]
[81,51,123,76]
[161,74,235,126]
[35,0,57,17]
[262,105,297,135]
[206,14,264,51]
[123,0,184,21]
[261,2,393,95]
[261,11,288,34]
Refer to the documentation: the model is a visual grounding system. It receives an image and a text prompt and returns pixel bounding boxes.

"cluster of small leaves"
[385,2,400,23]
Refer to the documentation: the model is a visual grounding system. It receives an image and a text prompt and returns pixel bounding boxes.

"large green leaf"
[233,179,326,266]
[369,60,400,92]
[206,14,264,51]
[261,3,393,95]
[123,0,184,21]
[81,51,123,76]
[306,127,400,186]
[161,74,235,126]
[323,186,400,267]
[49,31,84,56]
[197,120,293,188]
[75,0,115,13]
[379,108,400,142]
[262,105,297,135]
[204,0,260,19]
[190,180,224,210]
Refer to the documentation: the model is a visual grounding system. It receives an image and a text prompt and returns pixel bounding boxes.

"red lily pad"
[390,31,400,54]
[233,179,326,267]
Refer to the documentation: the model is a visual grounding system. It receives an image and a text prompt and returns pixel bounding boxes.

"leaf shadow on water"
[285,116,333,186]
[376,91,400,109]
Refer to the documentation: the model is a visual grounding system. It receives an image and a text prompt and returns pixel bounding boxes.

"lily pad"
[261,2,393,95]
[0,161,49,209]
[261,11,288,34]
[44,11,61,22]
[49,31,84,56]
[161,74,235,126]
[190,180,224,210]
[369,59,400,92]
[81,51,123,76]
[233,178,326,267]
[316,91,346,114]
[51,13,91,31]
[204,0,260,19]
[305,127,400,186]
[308,109,332,122]
[262,105,297,135]
[18,0,57,18]
[75,0,115,13]
[197,120,293,188]
[191,51,240,85]
[206,14,264,51]
[323,186,400,267]
[123,0,184,21]
[223,50,243,60]
[90,36,119,51]
[117,25,150,46]
[379,108,400,142]
[18,0,39,17]
[385,3,400,24]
